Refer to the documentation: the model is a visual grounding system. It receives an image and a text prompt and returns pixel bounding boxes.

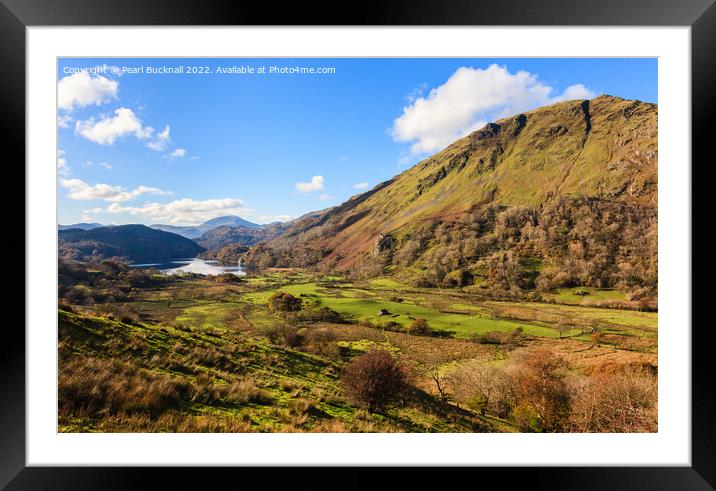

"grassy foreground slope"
[58,304,500,433]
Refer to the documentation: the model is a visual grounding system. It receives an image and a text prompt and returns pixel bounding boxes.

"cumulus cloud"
[319,194,334,201]
[57,150,69,176]
[391,64,596,155]
[147,125,171,151]
[60,178,169,203]
[58,71,119,111]
[167,148,186,159]
[296,175,324,193]
[99,162,113,169]
[353,182,370,190]
[557,83,595,101]
[105,198,250,225]
[75,107,154,145]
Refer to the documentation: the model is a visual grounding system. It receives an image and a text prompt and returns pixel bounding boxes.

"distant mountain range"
[150,215,262,239]
[196,221,291,250]
[58,222,104,231]
[59,224,204,264]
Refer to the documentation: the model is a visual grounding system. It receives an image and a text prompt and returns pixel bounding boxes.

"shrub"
[213,273,244,284]
[383,321,402,330]
[341,349,407,412]
[305,327,339,358]
[471,328,524,349]
[293,306,343,323]
[260,324,303,348]
[568,366,657,432]
[268,292,302,312]
[406,318,433,336]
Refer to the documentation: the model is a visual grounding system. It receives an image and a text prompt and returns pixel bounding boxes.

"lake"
[131,258,247,276]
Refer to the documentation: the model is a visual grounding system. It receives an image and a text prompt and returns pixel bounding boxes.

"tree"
[449,360,513,416]
[508,349,571,432]
[556,322,572,339]
[341,349,407,412]
[429,368,449,401]
[267,291,302,312]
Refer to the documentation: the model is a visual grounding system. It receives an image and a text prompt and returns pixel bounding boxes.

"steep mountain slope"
[59,225,204,263]
[246,96,657,297]
[150,215,262,239]
[197,225,269,249]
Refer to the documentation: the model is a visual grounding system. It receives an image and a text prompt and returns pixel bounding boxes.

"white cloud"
[57,149,69,176]
[75,107,154,145]
[105,198,250,225]
[58,72,118,111]
[80,214,93,222]
[148,125,171,151]
[391,64,596,155]
[296,175,324,193]
[60,178,169,203]
[557,83,595,101]
[167,148,186,159]
[353,182,370,190]
[58,114,73,128]
[319,194,334,201]
[99,162,113,170]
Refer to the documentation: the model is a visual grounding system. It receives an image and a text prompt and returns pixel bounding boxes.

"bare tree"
[429,368,448,401]
[449,360,513,417]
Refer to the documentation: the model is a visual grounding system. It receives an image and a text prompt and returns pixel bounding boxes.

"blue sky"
[57,58,657,226]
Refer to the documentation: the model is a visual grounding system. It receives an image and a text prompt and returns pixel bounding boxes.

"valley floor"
[58,268,657,433]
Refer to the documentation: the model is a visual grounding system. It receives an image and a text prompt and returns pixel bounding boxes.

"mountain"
[245,95,658,299]
[58,224,204,263]
[58,222,104,231]
[201,215,262,229]
[197,222,291,250]
[150,215,262,239]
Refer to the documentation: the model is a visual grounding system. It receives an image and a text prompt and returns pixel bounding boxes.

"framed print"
[4,0,716,488]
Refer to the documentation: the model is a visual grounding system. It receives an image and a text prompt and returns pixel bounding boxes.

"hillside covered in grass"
[58,261,658,433]
[243,95,657,307]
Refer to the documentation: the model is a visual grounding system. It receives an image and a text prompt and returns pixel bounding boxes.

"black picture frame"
[3,0,715,488]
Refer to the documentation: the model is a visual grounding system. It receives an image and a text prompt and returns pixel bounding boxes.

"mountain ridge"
[150,215,262,239]
[59,224,204,263]
[243,95,657,298]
